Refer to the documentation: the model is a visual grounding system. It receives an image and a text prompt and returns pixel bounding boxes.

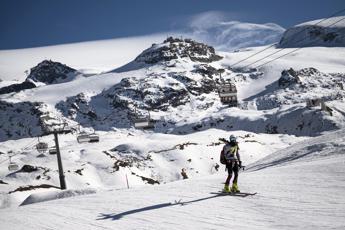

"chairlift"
[49,147,57,155]
[77,131,99,143]
[218,82,238,107]
[36,142,48,153]
[134,117,154,129]
[8,156,19,171]
[133,109,154,129]
[88,133,100,142]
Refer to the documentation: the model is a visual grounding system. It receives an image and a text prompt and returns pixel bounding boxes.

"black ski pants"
[225,160,239,185]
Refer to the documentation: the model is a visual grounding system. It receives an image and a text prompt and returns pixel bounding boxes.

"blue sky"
[0,0,344,49]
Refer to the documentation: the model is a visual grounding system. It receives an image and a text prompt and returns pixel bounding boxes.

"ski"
[211,191,257,197]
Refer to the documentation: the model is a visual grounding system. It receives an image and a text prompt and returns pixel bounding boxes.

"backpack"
[220,149,226,164]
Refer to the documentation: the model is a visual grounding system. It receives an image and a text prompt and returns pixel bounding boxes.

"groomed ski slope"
[1,129,344,230]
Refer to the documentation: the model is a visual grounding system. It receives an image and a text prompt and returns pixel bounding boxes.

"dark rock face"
[26,60,77,84]
[278,68,301,87]
[135,37,223,64]
[0,101,44,141]
[0,81,36,95]
[193,64,220,78]
[0,60,78,95]
[107,75,190,111]
[20,165,38,173]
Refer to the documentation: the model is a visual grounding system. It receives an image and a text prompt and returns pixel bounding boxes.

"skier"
[222,134,242,193]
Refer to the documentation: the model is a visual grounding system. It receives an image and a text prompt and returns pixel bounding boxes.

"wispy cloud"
[175,11,285,51]
[188,11,227,30]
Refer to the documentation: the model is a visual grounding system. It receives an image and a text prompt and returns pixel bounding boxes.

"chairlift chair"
[77,132,99,143]
[49,147,57,155]
[8,156,19,171]
[88,133,100,142]
[77,132,91,143]
[134,117,154,129]
[218,82,238,106]
[36,142,48,153]
[8,162,19,171]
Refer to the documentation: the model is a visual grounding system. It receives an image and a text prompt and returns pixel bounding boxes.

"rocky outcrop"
[0,60,78,95]
[26,60,78,84]
[0,81,36,95]
[250,67,345,110]
[278,68,301,87]
[135,37,223,64]
[0,101,44,141]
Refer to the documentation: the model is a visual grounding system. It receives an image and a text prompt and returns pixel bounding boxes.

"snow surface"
[1,128,344,229]
[1,17,345,230]
[0,34,167,81]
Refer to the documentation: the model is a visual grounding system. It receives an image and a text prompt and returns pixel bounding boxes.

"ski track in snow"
[1,129,345,229]
[1,154,344,229]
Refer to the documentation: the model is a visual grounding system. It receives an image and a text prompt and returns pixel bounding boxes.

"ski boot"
[231,183,240,193]
[223,184,231,193]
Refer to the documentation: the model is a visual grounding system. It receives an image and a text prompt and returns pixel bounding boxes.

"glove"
[238,161,242,168]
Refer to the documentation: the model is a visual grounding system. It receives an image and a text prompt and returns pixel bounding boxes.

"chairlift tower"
[45,122,71,190]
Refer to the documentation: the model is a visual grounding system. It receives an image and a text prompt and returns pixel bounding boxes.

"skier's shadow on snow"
[97,194,222,221]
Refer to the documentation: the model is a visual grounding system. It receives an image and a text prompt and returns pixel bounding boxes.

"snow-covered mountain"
[1,16,345,230]
[0,60,82,95]
[279,16,345,48]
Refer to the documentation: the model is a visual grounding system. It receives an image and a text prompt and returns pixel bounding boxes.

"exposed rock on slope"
[135,37,223,64]
[278,68,301,87]
[0,101,44,141]
[0,81,36,95]
[56,68,218,129]
[247,67,345,110]
[0,60,79,95]
[26,60,78,84]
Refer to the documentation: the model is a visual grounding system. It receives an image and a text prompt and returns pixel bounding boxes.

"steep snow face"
[188,21,285,51]
[279,16,345,48]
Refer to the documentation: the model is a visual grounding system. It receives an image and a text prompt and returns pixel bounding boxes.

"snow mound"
[20,188,97,206]
[248,128,345,171]
[279,16,345,48]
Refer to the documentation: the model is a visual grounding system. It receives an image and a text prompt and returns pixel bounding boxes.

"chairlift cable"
[252,17,345,69]
[254,33,345,69]
[243,17,345,68]
[231,8,345,68]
